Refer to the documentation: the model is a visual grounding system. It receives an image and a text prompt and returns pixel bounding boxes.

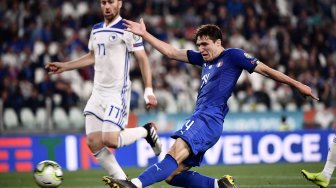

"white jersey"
[88,16,144,94]
[84,16,144,130]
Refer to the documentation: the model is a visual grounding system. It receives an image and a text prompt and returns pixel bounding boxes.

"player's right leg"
[86,115,127,180]
[301,170,329,188]
[101,122,162,153]
[104,138,190,188]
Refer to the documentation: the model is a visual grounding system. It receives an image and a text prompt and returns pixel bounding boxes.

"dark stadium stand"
[0,0,335,133]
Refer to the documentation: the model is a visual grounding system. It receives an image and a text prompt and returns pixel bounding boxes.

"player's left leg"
[167,171,237,188]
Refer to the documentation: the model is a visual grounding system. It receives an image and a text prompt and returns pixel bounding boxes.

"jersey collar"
[104,16,122,28]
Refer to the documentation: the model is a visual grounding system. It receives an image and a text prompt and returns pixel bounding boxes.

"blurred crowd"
[1,0,336,123]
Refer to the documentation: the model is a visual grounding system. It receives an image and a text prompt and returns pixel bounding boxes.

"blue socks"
[169,171,215,188]
[137,154,215,188]
[138,154,178,187]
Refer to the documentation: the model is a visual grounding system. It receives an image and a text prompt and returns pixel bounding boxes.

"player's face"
[196,36,222,62]
[100,0,122,22]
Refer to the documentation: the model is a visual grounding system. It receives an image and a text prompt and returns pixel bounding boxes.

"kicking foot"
[143,122,162,156]
[102,176,137,188]
[218,175,238,188]
[301,170,329,188]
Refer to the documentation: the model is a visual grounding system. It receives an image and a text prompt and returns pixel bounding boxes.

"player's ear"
[118,0,122,9]
[215,39,222,46]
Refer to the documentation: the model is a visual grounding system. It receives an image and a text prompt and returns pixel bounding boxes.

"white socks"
[118,127,147,147]
[322,136,336,180]
[214,179,219,188]
[131,178,142,188]
[94,147,127,179]
[93,127,148,180]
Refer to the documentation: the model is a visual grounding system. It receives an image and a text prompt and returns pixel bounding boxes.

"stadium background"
[0,0,336,187]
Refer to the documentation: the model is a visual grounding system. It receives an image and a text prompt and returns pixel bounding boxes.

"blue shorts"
[171,107,226,167]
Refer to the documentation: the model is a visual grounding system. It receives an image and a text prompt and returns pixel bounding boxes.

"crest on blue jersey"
[217,60,223,67]
[244,52,253,59]
[109,33,118,42]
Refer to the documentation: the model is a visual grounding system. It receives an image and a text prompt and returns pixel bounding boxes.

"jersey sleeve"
[187,50,203,67]
[124,31,145,52]
[229,48,259,73]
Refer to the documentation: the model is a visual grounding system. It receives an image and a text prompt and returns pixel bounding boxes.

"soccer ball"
[33,160,63,188]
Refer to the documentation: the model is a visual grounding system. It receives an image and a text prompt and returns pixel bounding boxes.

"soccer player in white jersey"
[301,136,336,187]
[45,0,162,180]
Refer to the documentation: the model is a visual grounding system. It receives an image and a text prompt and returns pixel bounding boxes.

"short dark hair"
[194,24,223,45]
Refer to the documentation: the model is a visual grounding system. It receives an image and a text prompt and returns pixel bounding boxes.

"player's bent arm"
[46,51,95,74]
[254,62,319,100]
[134,50,152,88]
[63,51,95,71]
[134,49,158,108]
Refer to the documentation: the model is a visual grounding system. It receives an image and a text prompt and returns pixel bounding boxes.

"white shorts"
[84,87,131,134]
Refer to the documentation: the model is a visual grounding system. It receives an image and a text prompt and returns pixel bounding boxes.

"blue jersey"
[173,48,258,167]
[187,48,258,115]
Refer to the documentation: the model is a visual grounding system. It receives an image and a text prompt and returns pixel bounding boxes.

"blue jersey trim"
[118,49,129,126]
[93,30,123,35]
[92,22,104,30]
[110,19,126,29]
[133,43,143,47]
[92,20,126,30]
[103,120,123,129]
[84,111,103,122]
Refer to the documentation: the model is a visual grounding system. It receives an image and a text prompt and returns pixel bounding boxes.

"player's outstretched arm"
[45,51,95,75]
[254,62,319,100]
[123,18,189,63]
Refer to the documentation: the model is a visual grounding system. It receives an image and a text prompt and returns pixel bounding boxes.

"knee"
[102,132,119,148]
[86,136,103,153]
[165,174,175,185]
[102,139,118,148]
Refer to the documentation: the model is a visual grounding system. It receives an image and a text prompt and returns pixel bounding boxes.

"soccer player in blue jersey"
[45,0,162,181]
[102,19,319,188]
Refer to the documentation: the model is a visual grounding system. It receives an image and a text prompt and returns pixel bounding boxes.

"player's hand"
[45,62,66,75]
[123,18,147,36]
[144,87,157,110]
[299,84,319,101]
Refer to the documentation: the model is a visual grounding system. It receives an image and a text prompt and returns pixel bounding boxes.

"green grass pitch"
[0,162,335,188]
